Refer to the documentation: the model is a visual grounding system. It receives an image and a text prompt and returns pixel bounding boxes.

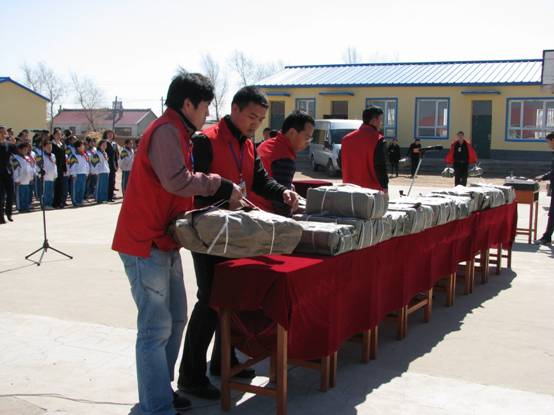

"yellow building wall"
[0,81,47,132]
[261,85,553,154]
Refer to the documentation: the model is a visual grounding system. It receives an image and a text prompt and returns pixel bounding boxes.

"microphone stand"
[25,151,73,266]
[406,146,444,196]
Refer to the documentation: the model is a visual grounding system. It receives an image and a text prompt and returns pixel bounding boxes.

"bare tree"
[21,62,66,131]
[201,53,228,121]
[342,46,361,64]
[228,50,283,86]
[70,73,105,131]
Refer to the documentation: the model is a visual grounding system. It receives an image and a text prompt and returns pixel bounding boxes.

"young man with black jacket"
[50,128,68,209]
[388,138,401,177]
[177,86,299,400]
[103,130,119,201]
[534,132,554,245]
[0,126,16,224]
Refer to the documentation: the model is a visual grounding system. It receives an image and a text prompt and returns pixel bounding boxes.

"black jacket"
[541,151,554,183]
[0,142,16,176]
[51,140,67,175]
[387,143,401,163]
[106,141,119,171]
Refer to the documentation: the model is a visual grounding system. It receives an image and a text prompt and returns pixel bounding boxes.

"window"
[366,98,397,138]
[506,98,554,140]
[313,129,327,145]
[415,98,449,139]
[270,101,285,130]
[295,98,316,118]
[115,127,132,137]
[331,101,348,119]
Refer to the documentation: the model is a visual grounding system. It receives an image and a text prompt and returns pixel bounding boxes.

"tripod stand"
[25,151,73,266]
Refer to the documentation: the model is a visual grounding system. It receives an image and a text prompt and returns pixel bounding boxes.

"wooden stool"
[456,259,475,295]
[360,326,379,363]
[287,352,338,391]
[514,189,539,244]
[434,273,456,306]
[396,288,433,340]
[474,249,490,284]
[489,243,512,274]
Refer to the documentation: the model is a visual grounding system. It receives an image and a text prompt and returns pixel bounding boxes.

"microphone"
[420,145,444,153]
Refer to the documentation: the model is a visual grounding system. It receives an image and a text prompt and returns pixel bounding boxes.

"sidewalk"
[0,181,553,414]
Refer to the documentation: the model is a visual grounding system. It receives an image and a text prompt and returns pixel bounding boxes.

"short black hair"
[165,70,214,110]
[231,86,269,110]
[263,127,271,133]
[102,130,114,141]
[546,132,554,141]
[362,106,384,124]
[269,130,278,138]
[124,138,132,145]
[73,139,84,149]
[63,129,72,138]
[281,110,315,134]
[17,142,30,151]
[457,131,465,135]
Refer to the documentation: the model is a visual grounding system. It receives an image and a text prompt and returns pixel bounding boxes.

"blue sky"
[1,0,552,115]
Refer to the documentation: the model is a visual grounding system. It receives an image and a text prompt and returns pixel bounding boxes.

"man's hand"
[227,183,244,210]
[283,190,299,212]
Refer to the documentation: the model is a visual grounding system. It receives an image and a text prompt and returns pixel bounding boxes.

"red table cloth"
[211,203,517,360]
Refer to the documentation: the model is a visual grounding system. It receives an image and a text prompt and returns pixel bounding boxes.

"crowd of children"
[0,126,136,219]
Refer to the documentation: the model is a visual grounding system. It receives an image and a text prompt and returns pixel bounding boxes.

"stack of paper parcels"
[390,197,457,226]
[383,211,411,237]
[431,186,491,211]
[421,194,473,218]
[293,214,393,250]
[386,202,434,234]
[306,184,388,219]
[294,221,358,256]
[170,207,303,258]
[470,183,513,204]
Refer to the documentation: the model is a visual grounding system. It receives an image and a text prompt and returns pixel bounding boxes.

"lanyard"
[228,142,245,180]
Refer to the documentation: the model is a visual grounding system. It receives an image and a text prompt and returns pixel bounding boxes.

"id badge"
[239,180,247,197]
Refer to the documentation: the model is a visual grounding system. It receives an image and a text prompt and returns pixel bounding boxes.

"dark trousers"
[178,253,236,387]
[53,174,65,208]
[0,173,14,219]
[390,161,399,177]
[542,194,554,240]
[454,162,469,186]
[410,156,420,177]
[108,169,116,200]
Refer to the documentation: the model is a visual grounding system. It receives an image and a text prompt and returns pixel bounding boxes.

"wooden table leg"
[370,326,378,360]
[528,201,533,244]
[424,288,433,322]
[496,244,502,275]
[329,352,337,388]
[481,249,489,284]
[220,308,232,412]
[361,330,370,363]
[534,200,539,241]
[276,324,288,415]
[397,306,407,340]
[464,261,472,295]
[508,246,512,269]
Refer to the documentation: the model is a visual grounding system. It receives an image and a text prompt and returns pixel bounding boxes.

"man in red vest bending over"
[112,71,242,415]
[250,110,315,215]
[177,86,299,400]
[341,107,389,192]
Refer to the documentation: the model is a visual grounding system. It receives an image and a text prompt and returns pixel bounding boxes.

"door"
[331,101,348,119]
[471,101,492,159]
[269,101,285,130]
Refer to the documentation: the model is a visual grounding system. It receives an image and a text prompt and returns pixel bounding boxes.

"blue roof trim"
[258,82,542,88]
[284,58,542,69]
[0,77,50,101]
[461,90,501,95]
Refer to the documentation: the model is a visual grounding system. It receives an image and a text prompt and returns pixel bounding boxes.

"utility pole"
[112,96,122,131]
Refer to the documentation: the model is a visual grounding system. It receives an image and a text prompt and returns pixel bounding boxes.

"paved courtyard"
[0,176,553,415]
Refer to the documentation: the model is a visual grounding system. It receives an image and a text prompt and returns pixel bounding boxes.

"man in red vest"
[250,110,315,215]
[341,107,389,192]
[445,131,478,186]
[112,71,242,415]
[177,86,299,400]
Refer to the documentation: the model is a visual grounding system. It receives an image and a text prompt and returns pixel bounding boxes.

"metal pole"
[112,96,118,130]
[407,155,424,196]
[161,96,164,114]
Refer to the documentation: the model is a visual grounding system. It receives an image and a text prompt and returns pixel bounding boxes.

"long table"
[211,202,517,414]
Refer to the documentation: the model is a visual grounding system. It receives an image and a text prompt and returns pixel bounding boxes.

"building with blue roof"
[257,50,554,160]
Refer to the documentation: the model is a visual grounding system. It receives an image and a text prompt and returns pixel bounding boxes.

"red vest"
[201,118,255,204]
[341,124,384,190]
[249,133,296,212]
[445,139,478,165]
[112,108,194,257]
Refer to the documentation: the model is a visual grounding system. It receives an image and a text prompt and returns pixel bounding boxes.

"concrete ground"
[0,175,553,415]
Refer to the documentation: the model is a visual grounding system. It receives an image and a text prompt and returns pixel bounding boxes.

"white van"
[309,119,362,176]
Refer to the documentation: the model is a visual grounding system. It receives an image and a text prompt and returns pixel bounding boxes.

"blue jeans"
[119,248,187,415]
[71,174,87,206]
[16,184,31,211]
[37,180,54,208]
[122,170,131,196]
[86,174,97,199]
[95,173,109,202]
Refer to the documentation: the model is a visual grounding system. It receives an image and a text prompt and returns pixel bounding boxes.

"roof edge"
[0,77,50,101]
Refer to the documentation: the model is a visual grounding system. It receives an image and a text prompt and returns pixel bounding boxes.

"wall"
[0,81,47,131]
[260,85,554,157]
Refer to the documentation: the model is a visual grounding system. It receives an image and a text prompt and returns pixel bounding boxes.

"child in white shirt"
[12,142,35,212]
[68,140,90,207]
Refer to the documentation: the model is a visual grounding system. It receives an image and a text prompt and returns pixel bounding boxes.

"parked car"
[309,119,362,177]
